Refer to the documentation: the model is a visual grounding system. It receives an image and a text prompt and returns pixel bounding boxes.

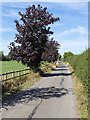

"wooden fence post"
[29,69,31,74]
[0,75,1,82]
[24,69,26,74]
[18,71,20,77]
[4,72,7,80]
[1,69,31,82]
[12,71,14,78]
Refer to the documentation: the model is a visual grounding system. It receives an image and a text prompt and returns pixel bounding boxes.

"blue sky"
[1,1,88,56]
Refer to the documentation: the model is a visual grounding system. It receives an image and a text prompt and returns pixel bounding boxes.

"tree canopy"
[63,51,73,61]
[42,38,60,62]
[9,4,60,68]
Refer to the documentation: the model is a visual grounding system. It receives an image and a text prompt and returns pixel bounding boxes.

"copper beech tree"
[9,4,60,68]
[42,38,60,62]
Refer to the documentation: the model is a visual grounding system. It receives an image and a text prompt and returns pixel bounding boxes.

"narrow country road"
[2,62,78,119]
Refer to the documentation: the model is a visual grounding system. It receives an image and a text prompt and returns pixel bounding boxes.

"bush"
[63,50,88,95]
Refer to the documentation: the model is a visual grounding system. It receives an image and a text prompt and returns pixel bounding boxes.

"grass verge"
[2,62,58,102]
[64,62,88,118]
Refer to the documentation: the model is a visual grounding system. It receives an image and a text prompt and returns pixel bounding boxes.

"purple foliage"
[42,38,60,62]
[9,4,60,68]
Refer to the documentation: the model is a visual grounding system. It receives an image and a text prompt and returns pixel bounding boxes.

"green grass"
[2,62,57,101]
[63,49,88,94]
[65,62,88,118]
[40,61,50,67]
[0,61,29,74]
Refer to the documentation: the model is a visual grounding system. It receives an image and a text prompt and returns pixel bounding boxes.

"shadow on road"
[54,68,69,71]
[43,72,73,77]
[3,87,68,108]
[57,66,68,68]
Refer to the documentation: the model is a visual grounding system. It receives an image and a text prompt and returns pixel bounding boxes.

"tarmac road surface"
[2,62,78,119]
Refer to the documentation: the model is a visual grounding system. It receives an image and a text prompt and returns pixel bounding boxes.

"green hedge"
[63,50,88,94]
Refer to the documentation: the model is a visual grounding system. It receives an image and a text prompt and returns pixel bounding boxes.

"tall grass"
[2,61,57,101]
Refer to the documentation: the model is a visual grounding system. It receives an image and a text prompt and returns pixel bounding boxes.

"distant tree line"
[63,51,73,61]
[0,51,11,61]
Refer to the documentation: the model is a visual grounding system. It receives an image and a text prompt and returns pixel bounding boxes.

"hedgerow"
[63,50,88,95]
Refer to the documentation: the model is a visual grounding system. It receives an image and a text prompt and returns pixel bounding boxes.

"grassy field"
[2,62,57,101]
[0,61,29,74]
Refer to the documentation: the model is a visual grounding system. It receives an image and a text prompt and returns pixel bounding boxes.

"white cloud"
[3,9,20,19]
[50,26,88,55]
[2,2,30,9]
[2,2,55,10]
[60,38,88,47]
[1,0,89,2]
[59,37,88,55]
[0,28,15,32]
[0,39,12,55]
[49,23,63,28]
[78,26,87,34]
[60,2,88,10]
[53,26,87,38]
[59,2,88,15]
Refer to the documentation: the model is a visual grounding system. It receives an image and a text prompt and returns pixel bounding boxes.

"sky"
[0,1,88,56]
